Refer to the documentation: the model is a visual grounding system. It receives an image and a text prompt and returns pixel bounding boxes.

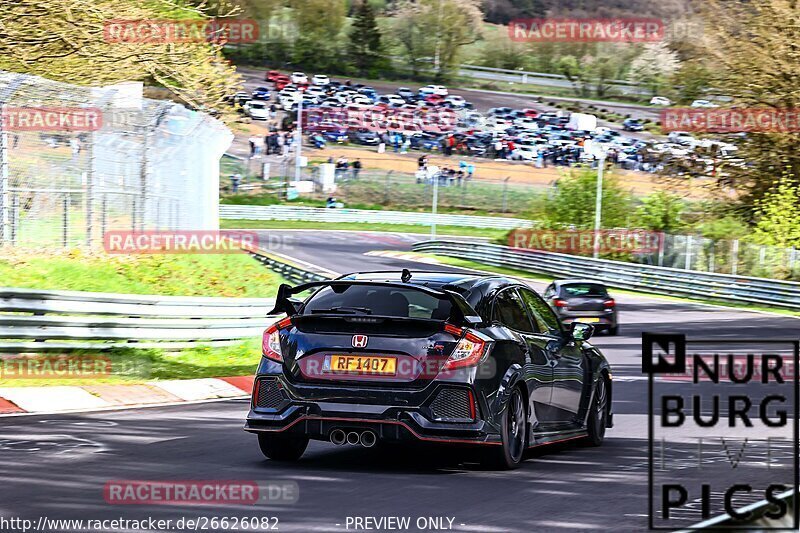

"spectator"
[326,196,337,208]
[352,159,362,179]
[466,162,475,180]
[248,137,256,157]
[230,173,241,193]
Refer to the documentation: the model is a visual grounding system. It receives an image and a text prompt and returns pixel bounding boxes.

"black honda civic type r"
[244,270,613,469]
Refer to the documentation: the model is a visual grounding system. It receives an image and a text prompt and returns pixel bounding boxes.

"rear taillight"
[443,331,487,371]
[603,299,616,308]
[553,299,568,307]
[262,317,292,362]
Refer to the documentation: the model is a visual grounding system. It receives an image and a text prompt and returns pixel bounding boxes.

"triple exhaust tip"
[330,429,376,448]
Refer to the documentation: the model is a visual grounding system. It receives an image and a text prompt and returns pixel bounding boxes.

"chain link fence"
[0,71,232,249]
[637,233,799,280]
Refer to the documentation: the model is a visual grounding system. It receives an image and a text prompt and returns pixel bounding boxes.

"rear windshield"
[303,285,452,320]
[560,283,608,297]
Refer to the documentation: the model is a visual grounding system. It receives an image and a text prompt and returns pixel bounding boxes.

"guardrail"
[0,287,275,353]
[411,240,800,311]
[0,246,335,353]
[220,205,531,230]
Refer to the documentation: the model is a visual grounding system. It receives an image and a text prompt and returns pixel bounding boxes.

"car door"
[519,287,586,427]
[490,288,553,431]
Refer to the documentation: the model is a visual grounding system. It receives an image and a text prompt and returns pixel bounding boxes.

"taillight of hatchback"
[442,325,490,371]
[262,317,292,362]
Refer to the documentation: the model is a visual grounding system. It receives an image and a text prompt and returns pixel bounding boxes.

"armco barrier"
[411,240,800,310]
[0,288,275,352]
[219,205,531,230]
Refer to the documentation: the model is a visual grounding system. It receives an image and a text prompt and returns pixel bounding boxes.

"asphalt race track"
[1,230,798,532]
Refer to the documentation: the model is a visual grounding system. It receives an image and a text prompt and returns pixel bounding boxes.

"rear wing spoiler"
[268,280,484,327]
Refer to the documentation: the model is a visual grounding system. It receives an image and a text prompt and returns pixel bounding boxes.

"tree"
[636,192,686,232]
[702,0,800,210]
[542,167,635,229]
[349,0,383,76]
[752,173,800,248]
[628,42,680,97]
[0,0,242,118]
[290,0,346,71]
[393,0,483,80]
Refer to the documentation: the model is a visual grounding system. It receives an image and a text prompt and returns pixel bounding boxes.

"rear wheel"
[257,433,309,461]
[486,387,527,469]
[608,325,619,336]
[586,377,609,446]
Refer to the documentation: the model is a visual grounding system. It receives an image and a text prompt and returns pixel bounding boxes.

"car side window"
[492,288,535,333]
[519,288,562,335]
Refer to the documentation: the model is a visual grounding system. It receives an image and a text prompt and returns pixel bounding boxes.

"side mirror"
[570,322,594,342]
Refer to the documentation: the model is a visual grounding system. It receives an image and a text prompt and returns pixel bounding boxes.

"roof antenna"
[401,269,412,283]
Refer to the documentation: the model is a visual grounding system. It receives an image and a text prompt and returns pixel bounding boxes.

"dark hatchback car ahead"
[543,280,619,335]
[245,271,613,469]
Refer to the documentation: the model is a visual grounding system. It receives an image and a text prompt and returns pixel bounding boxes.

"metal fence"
[637,233,799,280]
[0,286,274,353]
[0,71,232,248]
[412,240,800,310]
[221,204,531,230]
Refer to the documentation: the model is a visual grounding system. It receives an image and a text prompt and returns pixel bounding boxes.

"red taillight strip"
[251,379,261,408]
[277,317,293,329]
[467,389,477,420]
[443,323,463,336]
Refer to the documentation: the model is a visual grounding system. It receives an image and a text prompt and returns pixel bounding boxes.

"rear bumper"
[558,312,617,329]
[244,377,501,446]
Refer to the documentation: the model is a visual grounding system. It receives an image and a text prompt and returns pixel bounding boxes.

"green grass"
[0,250,284,298]
[219,218,508,239]
[0,339,263,388]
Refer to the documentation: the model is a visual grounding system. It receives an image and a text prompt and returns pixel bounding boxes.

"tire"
[586,376,609,446]
[485,387,527,469]
[257,433,309,461]
[608,325,619,336]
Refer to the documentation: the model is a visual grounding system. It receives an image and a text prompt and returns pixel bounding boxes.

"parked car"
[622,118,644,132]
[358,87,378,102]
[348,128,380,145]
[252,87,271,100]
[243,100,269,120]
[544,280,618,335]
[291,72,308,84]
[397,87,416,101]
[312,74,330,86]
[668,131,695,145]
[649,96,672,106]
[246,272,613,468]
[273,75,292,90]
[691,99,718,108]
[444,95,466,108]
[265,70,282,82]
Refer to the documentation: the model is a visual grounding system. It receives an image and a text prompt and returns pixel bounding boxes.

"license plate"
[326,355,397,375]
[575,317,600,323]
